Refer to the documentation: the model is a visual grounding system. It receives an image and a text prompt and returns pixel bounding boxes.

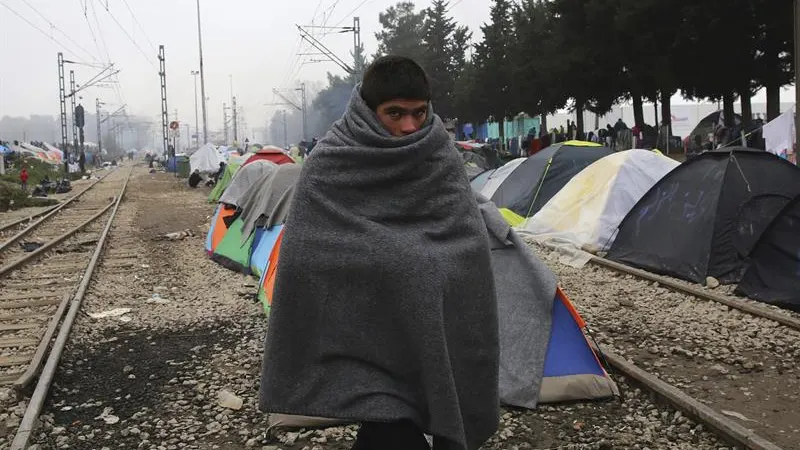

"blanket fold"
[476,194,557,409]
[259,85,499,450]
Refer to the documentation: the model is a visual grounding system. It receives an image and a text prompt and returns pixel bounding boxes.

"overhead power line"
[17,0,99,61]
[101,1,158,69]
[89,0,113,63]
[332,0,374,27]
[120,0,158,52]
[1,1,91,61]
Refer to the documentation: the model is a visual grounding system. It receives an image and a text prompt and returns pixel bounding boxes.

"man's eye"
[389,112,402,120]
[414,111,426,118]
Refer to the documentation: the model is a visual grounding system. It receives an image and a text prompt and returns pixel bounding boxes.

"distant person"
[259,55,499,450]
[19,167,28,191]
[213,162,226,185]
[188,170,202,188]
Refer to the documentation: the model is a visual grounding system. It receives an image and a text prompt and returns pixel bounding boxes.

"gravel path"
[0,169,732,449]
[528,242,800,448]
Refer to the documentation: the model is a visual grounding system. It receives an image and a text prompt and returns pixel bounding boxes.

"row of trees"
[271,0,793,145]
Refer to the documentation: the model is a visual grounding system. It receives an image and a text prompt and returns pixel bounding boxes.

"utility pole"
[191,70,200,148]
[297,83,307,141]
[57,53,68,172]
[196,0,208,144]
[96,98,103,157]
[223,103,229,144]
[795,0,800,154]
[174,109,179,154]
[353,17,362,81]
[159,45,169,158]
[69,71,78,153]
[232,96,238,142]
[282,110,287,149]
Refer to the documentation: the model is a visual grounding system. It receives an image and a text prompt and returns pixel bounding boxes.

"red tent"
[244,146,294,166]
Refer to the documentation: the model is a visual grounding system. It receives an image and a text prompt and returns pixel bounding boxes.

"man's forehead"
[379,99,428,111]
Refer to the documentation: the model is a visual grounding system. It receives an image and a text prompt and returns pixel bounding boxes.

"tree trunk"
[660,90,674,153]
[739,87,753,127]
[632,92,644,128]
[660,90,672,128]
[574,100,585,138]
[540,114,548,135]
[765,84,780,121]
[653,100,659,126]
[498,114,506,152]
[723,93,735,127]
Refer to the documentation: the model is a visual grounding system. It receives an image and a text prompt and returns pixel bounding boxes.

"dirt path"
[5,168,726,450]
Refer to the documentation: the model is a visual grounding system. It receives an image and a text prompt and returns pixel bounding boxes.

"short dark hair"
[360,55,431,111]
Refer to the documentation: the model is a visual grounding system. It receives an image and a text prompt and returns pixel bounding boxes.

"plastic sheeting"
[190,143,223,173]
[518,150,679,255]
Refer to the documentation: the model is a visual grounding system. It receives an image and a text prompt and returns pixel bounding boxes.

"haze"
[0,0,489,138]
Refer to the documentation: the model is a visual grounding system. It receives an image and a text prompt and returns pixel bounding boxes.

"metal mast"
[69,71,78,153]
[57,53,68,171]
[159,45,169,158]
[232,96,238,143]
[196,0,208,144]
[96,99,103,156]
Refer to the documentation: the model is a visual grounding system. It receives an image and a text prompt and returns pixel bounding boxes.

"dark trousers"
[352,420,440,450]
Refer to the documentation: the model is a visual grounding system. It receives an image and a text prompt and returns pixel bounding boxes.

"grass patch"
[0,181,59,212]
[1,156,64,186]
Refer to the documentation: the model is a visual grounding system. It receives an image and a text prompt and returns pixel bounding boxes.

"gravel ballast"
[0,168,735,449]
[527,242,800,448]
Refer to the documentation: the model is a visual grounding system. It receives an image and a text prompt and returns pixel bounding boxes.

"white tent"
[190,143,223,173]
[476,157,527,199]
[517,149,679,255]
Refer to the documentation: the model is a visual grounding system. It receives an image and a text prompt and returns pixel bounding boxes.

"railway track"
[0,166,131,392]
[528,241,800,449]
[0,170,111,238]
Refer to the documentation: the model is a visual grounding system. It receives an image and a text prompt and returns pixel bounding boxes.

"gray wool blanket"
[259,85,500,450]
[476,194,557,409]
[218,159,277,207]
[238,163,302,241]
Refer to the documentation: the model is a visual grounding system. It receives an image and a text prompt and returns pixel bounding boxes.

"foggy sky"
[0,0,490,141]
[1,0,795,145]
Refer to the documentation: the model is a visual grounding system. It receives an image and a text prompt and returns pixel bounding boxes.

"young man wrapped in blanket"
[259,55,499,450]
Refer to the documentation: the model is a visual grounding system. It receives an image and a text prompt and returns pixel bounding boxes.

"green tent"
[208,160,242,203]
[210,216,254,274]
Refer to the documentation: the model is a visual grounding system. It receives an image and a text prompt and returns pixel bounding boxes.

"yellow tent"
[517,149,679,253]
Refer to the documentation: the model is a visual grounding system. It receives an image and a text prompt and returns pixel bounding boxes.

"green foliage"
[285,0,793,139]
[0,156,63,186]
[421,0,471,119]
[473,0,514,125]
[374,2,427,61]
[0,180,59,211]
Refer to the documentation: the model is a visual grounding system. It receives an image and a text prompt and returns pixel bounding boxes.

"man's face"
[375,99,428,137]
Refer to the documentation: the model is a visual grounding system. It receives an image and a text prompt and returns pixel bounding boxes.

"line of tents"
[0,142,64,164]
[464,141,800,312]
[201,144,623,418]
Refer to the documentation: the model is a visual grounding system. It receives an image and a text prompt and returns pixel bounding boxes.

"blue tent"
[538,289,617,403]
[205,204,222,253]
[249,225,284,278]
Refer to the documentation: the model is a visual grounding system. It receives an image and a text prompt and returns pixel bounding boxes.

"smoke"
[268,75,355,146]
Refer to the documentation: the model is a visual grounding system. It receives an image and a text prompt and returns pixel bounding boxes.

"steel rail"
[590,255,800,331]
[0,171,112,250]
[597,344,785,450]
[9,167,132,450]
